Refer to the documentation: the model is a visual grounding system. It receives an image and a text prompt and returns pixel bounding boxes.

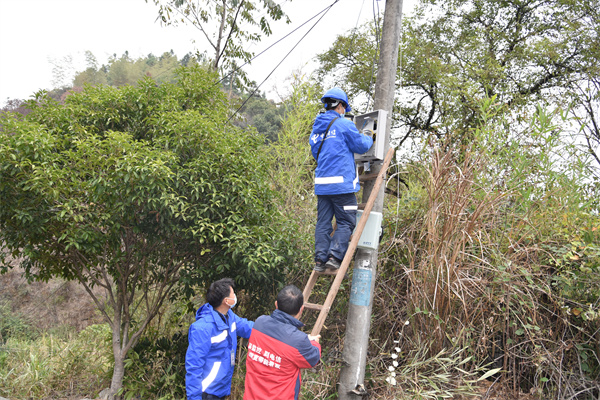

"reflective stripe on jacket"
[310,110,373,195]
[185,303,254,399]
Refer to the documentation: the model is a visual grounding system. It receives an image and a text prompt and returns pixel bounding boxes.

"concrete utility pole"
[338,0,403,398]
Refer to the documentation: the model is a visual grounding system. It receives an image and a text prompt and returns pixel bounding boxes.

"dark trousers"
[202,393,227,400]
[315,193,357,263]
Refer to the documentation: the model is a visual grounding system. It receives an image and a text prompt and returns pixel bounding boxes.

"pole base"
[350,384,368,396]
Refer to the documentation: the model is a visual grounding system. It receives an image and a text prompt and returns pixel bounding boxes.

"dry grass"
[0,265,103,333]
[368,141,600,399]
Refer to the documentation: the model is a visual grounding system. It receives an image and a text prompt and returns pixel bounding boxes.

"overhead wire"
[343,0,367,54]
[226,0,341,123]
[342,0,367,88]
[151,1,334,90]
[217,0,319,86]
[354,0,368,28]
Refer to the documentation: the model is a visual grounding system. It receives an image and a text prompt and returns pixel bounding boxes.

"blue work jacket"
[185,303,254,399]
[310,110,373,195]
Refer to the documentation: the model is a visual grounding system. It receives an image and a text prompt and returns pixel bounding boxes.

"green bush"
[120,332,187,400]
[0,302,37,344]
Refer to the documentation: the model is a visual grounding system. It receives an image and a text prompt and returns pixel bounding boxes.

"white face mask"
[226,294,237,309]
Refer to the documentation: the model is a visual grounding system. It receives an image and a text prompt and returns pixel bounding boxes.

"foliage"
[315,21,381,112]
[267,75,323,280]
[234,93,285,142]
[151,0,290,88]
[0,65,294,397]
[382,336,499,398]
[118,292,192,399]
[72,50,196,90]
[374,98,600,398]
[120,333,187,400]
[317,0,600,148]
[0,302,37,345]
[0,324,112,400]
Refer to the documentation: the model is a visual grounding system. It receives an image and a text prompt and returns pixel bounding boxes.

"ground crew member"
[243,285,321,400]
[186,278,253,399]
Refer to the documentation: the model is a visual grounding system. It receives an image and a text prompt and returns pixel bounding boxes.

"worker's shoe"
[314,261,327,272]
[325,256,342,270]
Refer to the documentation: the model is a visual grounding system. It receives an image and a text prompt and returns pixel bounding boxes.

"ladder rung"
[359,173,378,182]
[302,147,395,336]
[304,302,325,311]
[317,269,338,276]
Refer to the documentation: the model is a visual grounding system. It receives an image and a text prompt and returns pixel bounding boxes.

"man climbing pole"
[309,88,373,272]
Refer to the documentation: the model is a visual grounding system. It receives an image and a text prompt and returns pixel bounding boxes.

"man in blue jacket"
[185,278,254,399]
[310,88,373,272]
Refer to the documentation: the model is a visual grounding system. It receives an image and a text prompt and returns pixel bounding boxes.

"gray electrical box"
[354,210,383,250]
[354,110,388,161]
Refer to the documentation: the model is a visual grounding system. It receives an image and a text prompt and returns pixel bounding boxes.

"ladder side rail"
[310,147,395,336]
[302,271,319,303]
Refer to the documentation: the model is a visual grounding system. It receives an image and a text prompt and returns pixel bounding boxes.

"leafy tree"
[150,0,290,86]
[73,50,109,88]
[72,51,194,91]
[0,66,293,399]
[143,50,181,84]
[107,52,136,87]
[317,0,600,146]
[570,76,600,176]
[0,98,30,116]
[73,66,109,88]
[315,21,381,112]
[235,93,284,142]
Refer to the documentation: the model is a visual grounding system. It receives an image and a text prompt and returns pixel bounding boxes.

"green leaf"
[477,368,502,381]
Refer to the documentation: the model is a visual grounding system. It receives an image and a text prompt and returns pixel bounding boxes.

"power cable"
[218,0,340,87]
[226,0,340,123]
[354,0,368,28]
[153,1,332,88]
[342,0,367,90]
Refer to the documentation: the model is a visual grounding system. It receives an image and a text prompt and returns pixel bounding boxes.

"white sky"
[0,0,415,107]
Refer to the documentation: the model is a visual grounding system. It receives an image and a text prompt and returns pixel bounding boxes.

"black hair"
[323,97,347,111]
[207,278,234,308]
[276,284,304,316]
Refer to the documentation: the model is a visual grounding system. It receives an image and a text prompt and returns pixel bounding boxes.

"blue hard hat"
[321,87,351,113]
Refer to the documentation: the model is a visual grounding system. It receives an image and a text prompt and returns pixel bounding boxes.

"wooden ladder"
[303,147,394,336]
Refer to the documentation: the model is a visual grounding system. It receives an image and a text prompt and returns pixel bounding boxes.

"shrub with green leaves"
[0,303,37,344]
[0,65,295,397]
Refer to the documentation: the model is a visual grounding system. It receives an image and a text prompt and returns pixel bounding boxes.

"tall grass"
[407,147,507,353]
[373,101,600,398]
[0,324,112,399]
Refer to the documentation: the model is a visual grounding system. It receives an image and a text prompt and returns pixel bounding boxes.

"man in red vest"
[243,285,321,400]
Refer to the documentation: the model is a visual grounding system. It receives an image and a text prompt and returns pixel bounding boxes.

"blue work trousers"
[315,193,357,263]
[202,393,227,400]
